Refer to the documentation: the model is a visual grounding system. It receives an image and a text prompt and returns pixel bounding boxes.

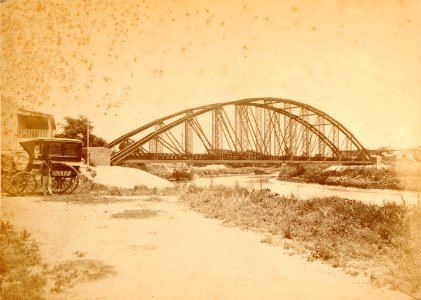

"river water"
[190,173,421,206]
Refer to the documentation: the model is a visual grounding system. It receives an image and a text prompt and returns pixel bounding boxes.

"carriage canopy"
[20,138,82,162]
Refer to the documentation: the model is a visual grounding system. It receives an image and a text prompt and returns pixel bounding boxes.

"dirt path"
[1,195,410,300]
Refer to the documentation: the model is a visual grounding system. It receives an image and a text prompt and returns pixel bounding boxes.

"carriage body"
[2,138,83,195]
[21,138,82,172]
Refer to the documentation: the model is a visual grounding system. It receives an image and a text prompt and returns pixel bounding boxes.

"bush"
[278,165,300,178]
[281,165,417,191]
[169,170,194,181]
[278,164,329,180]
[49,259,116,293]
[0,221,47,300]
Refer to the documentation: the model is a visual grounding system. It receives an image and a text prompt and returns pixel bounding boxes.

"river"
[190,173,421,206]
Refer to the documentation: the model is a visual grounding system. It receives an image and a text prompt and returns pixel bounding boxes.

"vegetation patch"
[75,174,168,195]
[49,259,116,293]
[42,193,137,205]
[278,164,421,192]
[111,209,159,219]
[43,179,178,204]
[144,164,284,179]
[144,195,164,202]
[168,170,194,181]
[75,177,179,196]
[181,185,421,297]
[0,221,47,300]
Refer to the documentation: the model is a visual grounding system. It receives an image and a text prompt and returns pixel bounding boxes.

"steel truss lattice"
[106,98,372,165]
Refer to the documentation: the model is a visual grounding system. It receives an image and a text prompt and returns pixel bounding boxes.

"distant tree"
[55,115,107,147]
[375,146,393,156]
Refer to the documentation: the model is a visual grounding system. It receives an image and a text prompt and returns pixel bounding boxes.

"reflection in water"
[191,174,421,206]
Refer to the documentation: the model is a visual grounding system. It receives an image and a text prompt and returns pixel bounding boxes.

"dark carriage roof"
[21,138,82,144]
[19,138,82,156]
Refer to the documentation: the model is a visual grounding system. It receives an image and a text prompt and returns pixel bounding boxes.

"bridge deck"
[122,159,373,165]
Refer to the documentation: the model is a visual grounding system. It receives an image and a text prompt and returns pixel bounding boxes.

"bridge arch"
[106,98,371,165]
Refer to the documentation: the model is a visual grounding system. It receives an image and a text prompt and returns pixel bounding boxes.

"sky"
[2,0,421,150]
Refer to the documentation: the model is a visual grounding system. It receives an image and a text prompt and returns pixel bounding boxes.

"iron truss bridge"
[106,98,373,165]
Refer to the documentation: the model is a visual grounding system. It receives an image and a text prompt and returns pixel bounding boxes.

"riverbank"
[276,163,421,192]
[2,192,414,300]
[181,185,421,298]
[191,173,421,206]
[2,170,419,299]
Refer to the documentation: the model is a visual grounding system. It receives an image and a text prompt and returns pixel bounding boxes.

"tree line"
[55,115,107,147]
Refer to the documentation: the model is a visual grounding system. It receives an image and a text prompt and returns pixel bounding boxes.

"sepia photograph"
[1,0,420,299]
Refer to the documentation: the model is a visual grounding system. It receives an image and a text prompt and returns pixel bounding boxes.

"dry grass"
[42,187,173,205]
[111,209,159,219]
[181,185,421,298]
[0,222,117,298]
[0,221,47,300]
[74,173,179,196]
[49,259,116,293]
[143,195,164,202]
[278,163,421,192]
[41,193,137,205]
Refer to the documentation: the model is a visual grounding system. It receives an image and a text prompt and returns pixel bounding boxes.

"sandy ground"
[1,194,411,300]
[89,166,174,189]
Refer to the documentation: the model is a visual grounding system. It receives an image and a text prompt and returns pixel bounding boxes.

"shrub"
[278,165,300,178]
[0,221,47,300]
[49,259,116,293]
[169,170,194,181]
[284,165,417,191]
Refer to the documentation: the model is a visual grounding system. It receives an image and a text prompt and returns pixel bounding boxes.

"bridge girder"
[106,98,372,165]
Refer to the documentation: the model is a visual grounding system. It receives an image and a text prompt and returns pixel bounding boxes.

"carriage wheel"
[10,172,37,195]
[51,163,80,194]
[1,172,16,194]
[64,173,80,194]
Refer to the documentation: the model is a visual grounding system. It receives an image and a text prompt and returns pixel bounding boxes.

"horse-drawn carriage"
[1,138,82,195]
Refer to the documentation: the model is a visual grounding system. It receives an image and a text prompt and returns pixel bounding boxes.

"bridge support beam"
[212,108,223,152]
[332,125,339,158]
[273,112,281,156]
[185,114,193,156]
[255,106,263,153]
[149,123,164,155]
[235,105,251,152]
[345,137,352,158]
[149,139,156,154]
[235,105,243,151]
[264,102,273,155]
[317,116,325,157]
[301,108,310,157]
[284,103,296,157]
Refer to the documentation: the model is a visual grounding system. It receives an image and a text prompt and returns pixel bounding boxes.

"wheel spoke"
[65,178,80,194]
[50,163,80,194]
[10,172,36,195]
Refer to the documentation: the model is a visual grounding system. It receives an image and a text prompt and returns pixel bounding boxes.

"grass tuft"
[49,259,116,293]
[110,209,159,219]
[74,174,179,196]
